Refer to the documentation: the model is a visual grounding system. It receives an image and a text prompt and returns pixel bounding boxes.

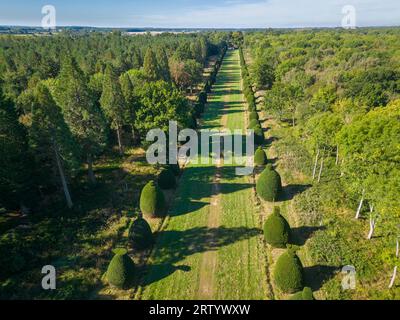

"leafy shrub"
[106,249,135,289]
[128,216,154,250]
[254,147,267,166]
[274,250,304,293]
[256,165,282,201]
[249,111,259,121]
[263,207,290,248]
[158,168,176,190]
[289,287,315,300]
[140,180,166,217]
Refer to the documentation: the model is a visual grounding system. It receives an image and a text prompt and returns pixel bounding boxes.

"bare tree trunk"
[53,143,73,209]
[318,154,324,183]
[116,126,124,155]
[389,266,397,289]
[336,145,339,165]
[396,238,399,258]
[368,214,376,240]
[355,189,365,219]
[87,153,96,184]
[312,148,320,181]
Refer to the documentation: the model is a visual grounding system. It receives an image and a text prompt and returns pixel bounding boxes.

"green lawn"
[138,50,269,300]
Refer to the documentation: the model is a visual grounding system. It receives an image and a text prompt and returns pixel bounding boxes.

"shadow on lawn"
[139,226,262,288]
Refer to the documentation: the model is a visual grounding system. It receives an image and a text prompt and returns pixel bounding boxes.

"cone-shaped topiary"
[248,119,260,129]
[263,207,291,248]
[274,249,304,293]
[140,180,166,217]
[256,165,282,202]
[254,147,268,166]
[158,168,176,190]
[289,287,315,300]
[128,215,154,250]
[249,111,259,121]
[106,249,135,289]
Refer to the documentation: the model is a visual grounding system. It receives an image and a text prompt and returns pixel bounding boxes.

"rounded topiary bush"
[289,287,315,300]
[254,147,267,166]
[248,119,260,129]
[263,207,290,248]
[274,250,304,293]
[106,249,135,289]
[158,168,176,190]
[249,112,259,121]
[128,216,154,250]
[256,165,282,202]
[140,180,166,217]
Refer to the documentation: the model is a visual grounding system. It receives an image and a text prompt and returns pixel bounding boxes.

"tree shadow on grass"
[280,184,312,201]
[303,265,339,291]
[291,226,326,246]
[139,226,262,288]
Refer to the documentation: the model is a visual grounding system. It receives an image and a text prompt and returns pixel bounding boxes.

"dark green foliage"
[256,165,282,202]
[253,126,264,145]
[140,180,166,217]
[254,146,268,166]
[274,250,304,293]
[167,163,181,176]
[263,207,290,248]
[198,91,207,105]
[158,168,176,190]
[106,250,135,289]
[128,217,154,250]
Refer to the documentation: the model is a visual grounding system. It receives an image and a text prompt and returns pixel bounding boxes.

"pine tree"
[0,91,34,210]
[27,83,80,208]
[120,72,138,144]
[54,57,107,184]
[143,48,159,81]
[156,47,171,82]
[100,64,126,154]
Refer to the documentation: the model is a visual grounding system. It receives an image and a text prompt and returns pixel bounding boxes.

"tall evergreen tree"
[120,72,138,144]
[54,57,107,184]
[0,90,34,210]
[100,64,126,154]
[156,47,171,82]
[143,48,159,81]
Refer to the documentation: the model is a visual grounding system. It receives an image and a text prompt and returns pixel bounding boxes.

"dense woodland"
[244,28,400,299]
[0,28,399,300]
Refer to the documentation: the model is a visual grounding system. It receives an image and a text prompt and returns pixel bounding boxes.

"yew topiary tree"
[273,249,304,293]
[248,119,260,129]
[263,207,290,248]
[256,165,282,202]
[289,287,315,300]
[128,215,154,250]
[106,249,135,289]
[158,168,176,190]
[249,111,259,121]
[140,180,166,217]
[254,146,267,166]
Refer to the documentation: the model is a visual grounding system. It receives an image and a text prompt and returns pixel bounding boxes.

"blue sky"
[0,0,399,28]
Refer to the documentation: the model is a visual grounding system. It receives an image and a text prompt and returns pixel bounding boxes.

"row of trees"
[0,32,228,211]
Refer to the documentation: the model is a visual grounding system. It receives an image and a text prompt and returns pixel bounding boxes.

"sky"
[0,0,399,28]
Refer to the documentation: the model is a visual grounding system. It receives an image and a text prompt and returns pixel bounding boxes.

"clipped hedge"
[274,250,304,293]
[254,146,268,166]
[128,216,154,250]
[140,180,166,217]
[256,165,282,202]
[289,287,315,300]
[158,168,176,190]
[263,207,290,248]
[106,249,135,289]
